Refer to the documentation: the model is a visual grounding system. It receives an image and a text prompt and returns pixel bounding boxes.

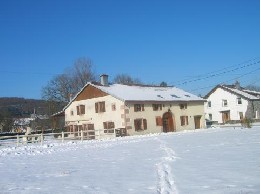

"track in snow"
[156,137,178,194]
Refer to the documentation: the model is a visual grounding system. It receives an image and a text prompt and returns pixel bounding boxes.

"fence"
[0,129,121,147]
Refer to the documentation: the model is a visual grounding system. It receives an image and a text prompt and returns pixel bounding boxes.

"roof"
[205,84,260,101]
[64,83,205,110]
[95,83,204,102]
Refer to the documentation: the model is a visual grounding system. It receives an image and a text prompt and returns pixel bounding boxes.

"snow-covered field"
[1,127,260,194]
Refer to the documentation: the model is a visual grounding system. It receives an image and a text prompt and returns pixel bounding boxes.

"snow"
[222,85,260,100]
[1,127,260,193]
[96,83,204,102]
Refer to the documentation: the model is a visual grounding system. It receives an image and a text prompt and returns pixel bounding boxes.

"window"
[222,100,228,107]
[70,110,74,116]
[111,103,116,111]
[156,116,162,126]
[134,118,147,131]
[152,104,162,111]
[134,104,144,112]
[179,103,187,109]
[103,121,115,133]
[185,94,191,97]
[171,94,180,98]
[95,101,106,113]
[237,97,242,105]
[103,121,115,129]
[209,114,212,120]
[180,116,189,126]
[207,101,211,108]
[76,105,85,115]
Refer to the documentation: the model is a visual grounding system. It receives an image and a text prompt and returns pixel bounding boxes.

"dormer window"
[171,94,180,98]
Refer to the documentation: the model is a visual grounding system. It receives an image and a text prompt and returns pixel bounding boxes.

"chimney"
[100,74,109,86]
[235,81,241,90]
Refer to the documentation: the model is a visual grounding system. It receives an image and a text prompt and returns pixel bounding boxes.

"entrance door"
[222,111,230,123]
[162,112,175,132]
[194,116,201,129]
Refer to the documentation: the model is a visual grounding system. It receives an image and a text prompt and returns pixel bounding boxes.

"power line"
[188,66,260,93]
[174,59,260,86]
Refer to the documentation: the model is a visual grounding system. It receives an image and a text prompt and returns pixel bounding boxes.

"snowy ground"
[1,127,260,194]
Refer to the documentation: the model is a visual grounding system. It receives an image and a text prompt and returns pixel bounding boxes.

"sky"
[0,0,260,99]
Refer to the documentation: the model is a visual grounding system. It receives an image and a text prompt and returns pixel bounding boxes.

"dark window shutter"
[134,120,138,131]
[142,104,144,111]
[186,116,189,125]
[103,122,107,129]
[95,102,98,113]
[158,117,162,126]
[143,119,147,130]
[77,106,80,115]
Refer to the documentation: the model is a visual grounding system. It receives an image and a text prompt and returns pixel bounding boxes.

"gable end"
[75,84,108,101]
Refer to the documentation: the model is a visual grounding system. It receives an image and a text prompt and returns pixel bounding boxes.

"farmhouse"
[64,75,206,139]
[204,81,260,124]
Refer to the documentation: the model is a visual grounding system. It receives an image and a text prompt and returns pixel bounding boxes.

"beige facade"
[64,82,205,139]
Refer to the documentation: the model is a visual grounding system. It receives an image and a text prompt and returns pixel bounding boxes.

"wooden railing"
[0,129,118,147]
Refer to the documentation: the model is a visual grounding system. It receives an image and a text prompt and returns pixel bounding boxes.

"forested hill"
[0,97,50,118]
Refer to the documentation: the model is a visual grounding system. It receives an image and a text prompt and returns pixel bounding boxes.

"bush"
[241,117,252,128]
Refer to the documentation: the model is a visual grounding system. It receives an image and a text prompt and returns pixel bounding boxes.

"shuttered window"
[76,105,85,115]
[134,104,144,112]
[95,101,106,113]
[134,118,148,131]
[180,116,189,126]
[156,116,162,126]
[153,104,162,111]
[103,121,115,129]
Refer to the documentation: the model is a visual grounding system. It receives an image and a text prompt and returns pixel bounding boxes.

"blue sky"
[0,0,260,99]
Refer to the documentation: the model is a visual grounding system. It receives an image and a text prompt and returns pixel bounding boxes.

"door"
[222,111,230,123]
[194,116,201,129]
[162,112,176,132]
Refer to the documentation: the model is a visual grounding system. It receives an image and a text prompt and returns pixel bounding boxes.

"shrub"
[241,117,252,128]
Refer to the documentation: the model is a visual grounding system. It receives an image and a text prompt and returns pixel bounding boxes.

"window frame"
[222,99,228,107]
[95,101,106,113]
[180,116,189,126]
[134,118,147,131]
[134,104,145,112]
[237,97,242,105]
[152,104,162,111]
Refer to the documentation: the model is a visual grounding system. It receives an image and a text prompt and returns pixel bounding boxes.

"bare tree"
[70,57,96,93]
[113,74,142,85]
[42,57,97,110]
[245,85,260,92]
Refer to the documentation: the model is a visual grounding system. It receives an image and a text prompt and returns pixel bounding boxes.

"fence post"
[16,134,19,146]
[81,130,83,142]
[62,131,64,143]
[41,134,43,146]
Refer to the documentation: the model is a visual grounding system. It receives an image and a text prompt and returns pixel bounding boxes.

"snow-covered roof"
[63,83,205,111]
[205,84,260,101]
[221,86,259,100]
[94,83,204,102]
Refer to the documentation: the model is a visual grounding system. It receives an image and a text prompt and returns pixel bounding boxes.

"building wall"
[125,101,205,136]
[65,95,125,138]
[205,88,249,123]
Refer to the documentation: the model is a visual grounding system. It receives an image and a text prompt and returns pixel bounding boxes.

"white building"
[63,75,206,139]
[204,82,260,124]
